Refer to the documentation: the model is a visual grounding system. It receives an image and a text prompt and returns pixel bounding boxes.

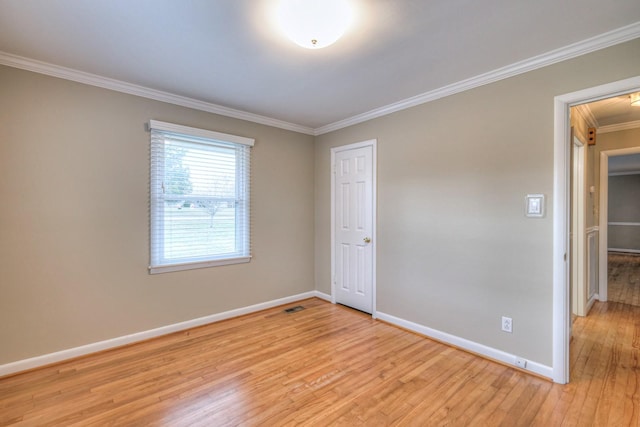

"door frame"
[330,139,377,318]
[553,75,640,384]
[571,135,587,316]
[598,146,640,301]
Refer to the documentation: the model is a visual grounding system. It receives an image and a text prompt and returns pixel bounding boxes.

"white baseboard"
[1,292,553,381]
[313,291,332,302]
[0,291,322,377]
[608,248,640,254]
[586,294,598,314]
[375,311,553,380]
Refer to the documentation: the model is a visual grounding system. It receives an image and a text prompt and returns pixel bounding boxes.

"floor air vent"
[284,305,305,313]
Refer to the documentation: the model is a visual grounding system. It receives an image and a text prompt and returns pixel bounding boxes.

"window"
[149,120,253,274]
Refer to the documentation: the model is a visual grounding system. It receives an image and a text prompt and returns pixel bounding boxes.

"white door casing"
[571,136,587,316]
[331,140,376,314]
[598,146,640,302]
[553,75,640,384]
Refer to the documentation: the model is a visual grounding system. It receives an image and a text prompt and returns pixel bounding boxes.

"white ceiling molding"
[598,119,640,134]
[573,104,599,128]
[315,21,640,135]
[0,51,316,136]
[0,22,639,137]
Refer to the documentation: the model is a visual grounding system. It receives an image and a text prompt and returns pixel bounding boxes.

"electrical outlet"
[515,357,527,369]
[501,316,513,333]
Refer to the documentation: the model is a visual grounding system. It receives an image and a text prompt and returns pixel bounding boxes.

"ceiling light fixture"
[276,0,354,49]
[631,92,640,107]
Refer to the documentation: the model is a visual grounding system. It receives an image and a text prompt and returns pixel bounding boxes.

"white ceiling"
[584,95,640,174]
[587,95,640,127]
[1,0,640,132]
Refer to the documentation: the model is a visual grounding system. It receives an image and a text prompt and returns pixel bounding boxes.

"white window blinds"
[149,120,253,274]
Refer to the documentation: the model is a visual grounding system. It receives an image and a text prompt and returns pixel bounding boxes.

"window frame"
[148,120,254,274]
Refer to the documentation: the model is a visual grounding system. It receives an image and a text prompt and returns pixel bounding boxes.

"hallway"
[608,252,640,306]
[559,251,640,423]
[569,299,640,425]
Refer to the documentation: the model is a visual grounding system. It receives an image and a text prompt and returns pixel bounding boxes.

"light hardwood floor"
[608,252,640,306]
[1,297,638,426]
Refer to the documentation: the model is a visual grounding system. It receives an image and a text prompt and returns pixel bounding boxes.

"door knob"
[363,237,371,243]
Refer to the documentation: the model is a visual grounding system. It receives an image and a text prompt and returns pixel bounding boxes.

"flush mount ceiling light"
[276,0,354,49]
[631,92,640,107]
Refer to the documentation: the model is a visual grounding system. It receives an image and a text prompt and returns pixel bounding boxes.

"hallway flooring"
[608,252,640,306]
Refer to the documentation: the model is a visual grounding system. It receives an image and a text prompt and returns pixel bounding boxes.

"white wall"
[608,173,640,251]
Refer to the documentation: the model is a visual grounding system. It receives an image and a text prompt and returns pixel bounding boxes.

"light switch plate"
[525,194,544,218]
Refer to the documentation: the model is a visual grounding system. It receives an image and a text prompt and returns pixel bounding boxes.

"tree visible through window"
[149,120,253,274]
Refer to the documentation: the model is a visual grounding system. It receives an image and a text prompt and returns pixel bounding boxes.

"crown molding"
[0,52,316,136]
[573,104,599,128]
[1,21,639,138]
[598,119,640,134]
[315,21,640,135]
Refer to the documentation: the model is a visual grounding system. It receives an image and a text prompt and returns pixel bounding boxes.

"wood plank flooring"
[1,297,639,426]
[608,252,640,306]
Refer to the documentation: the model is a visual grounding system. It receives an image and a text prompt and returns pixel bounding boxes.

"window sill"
[149,256,251,274]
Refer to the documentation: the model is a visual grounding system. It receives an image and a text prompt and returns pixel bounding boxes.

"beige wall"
[593,127,640,219]
[595,127,640,155]
[608,174,640,251]
[0,65,315,364]
[592,127,640,254]
[2,38,640,370]
[315,39,640,366]
[586,145,597,228]
[571,108,590,144]
[570,107,598,227]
